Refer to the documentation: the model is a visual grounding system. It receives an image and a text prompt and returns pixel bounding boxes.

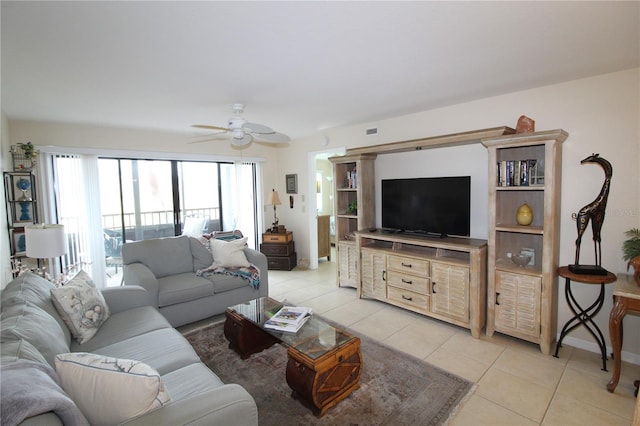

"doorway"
[306,147,345,270]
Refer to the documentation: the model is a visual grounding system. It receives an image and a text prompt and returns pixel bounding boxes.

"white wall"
[279,68,640,361]
[4,68,639,360]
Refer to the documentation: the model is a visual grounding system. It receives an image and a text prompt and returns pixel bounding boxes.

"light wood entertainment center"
[330,127,566,345]
[356,230,487,338]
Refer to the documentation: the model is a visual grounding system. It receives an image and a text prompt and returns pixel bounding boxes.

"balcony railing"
[102,207,221,240]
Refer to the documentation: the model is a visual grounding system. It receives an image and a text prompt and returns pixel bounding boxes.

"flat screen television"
[381,176,471,237]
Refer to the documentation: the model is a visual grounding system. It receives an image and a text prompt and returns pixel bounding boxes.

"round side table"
[554,266,617,371]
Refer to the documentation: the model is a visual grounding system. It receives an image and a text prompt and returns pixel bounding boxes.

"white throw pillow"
[51,271,110,344]
[55,352,171,425]
[209,236,251,268]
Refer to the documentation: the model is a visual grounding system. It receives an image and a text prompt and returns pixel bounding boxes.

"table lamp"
[267,189,281,232]
[25,224,67,277]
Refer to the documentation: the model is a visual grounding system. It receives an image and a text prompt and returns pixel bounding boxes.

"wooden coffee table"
[224,297,362,417]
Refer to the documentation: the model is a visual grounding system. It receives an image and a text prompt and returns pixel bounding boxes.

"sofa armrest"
[244,248,269,292]
[121,384,258,426]
[101,286,150,314]
[123,263,159,307]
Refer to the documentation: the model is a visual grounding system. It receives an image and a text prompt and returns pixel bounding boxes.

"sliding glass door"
[97,158,257,285]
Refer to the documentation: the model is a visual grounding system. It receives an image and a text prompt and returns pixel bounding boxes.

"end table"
[554,266,617,371]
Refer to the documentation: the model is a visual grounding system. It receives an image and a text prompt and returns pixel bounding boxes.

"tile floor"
[267,257,639,425]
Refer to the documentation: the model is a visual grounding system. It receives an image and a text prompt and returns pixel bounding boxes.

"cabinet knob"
[402,295,413,301]
[382,271,387,281]
[402,278,413,285]
[495,292,500,306]
[432,282,437,293]
[401,262,412,268]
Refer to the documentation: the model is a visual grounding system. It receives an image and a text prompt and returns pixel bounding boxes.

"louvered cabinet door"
[430,262,470,322]
[360,248,387,299]
[338,242,358,287]
[494,271,542,339]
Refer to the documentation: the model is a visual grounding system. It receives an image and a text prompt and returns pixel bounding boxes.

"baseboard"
[560,335,640,366]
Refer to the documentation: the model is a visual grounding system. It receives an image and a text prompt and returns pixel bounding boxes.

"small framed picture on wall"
[286,174,297,194]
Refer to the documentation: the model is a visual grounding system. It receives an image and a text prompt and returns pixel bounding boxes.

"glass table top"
[227,296,354,360]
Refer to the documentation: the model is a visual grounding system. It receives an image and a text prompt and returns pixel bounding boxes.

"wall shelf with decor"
[482,129,567,355]
[4,171,39,264]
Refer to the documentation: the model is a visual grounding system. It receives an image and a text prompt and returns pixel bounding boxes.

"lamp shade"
[267,189,281,206]
[25,224,67,259]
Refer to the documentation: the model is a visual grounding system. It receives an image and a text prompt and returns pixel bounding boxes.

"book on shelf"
[264,315,310,333]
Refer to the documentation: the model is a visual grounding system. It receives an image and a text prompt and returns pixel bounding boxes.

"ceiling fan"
[192,103,290,147]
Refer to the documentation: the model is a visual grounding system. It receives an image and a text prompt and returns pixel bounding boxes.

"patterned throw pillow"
[55,352,171,425]
[51,271,110,344]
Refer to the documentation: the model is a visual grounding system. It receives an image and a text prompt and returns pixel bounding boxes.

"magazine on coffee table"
[264,305,312,333]
[264,314,311,333]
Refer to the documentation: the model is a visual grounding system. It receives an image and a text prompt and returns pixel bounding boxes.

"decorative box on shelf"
[260,230,297,271]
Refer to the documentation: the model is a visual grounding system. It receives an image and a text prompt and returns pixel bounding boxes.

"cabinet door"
[361,249,386,298]
[338,242,358,287]
[431,262,469,322]
[494,271,541,338]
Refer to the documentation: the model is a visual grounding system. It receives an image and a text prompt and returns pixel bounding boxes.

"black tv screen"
[381,176,471,237]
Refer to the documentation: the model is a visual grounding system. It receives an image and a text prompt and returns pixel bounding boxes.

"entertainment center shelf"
[355,230,487,338]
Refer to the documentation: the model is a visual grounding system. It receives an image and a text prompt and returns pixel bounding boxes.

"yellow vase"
[516,203,533,226]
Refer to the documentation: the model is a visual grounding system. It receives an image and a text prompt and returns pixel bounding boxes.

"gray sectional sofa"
[0,272,258,425]
[122,235,269,327]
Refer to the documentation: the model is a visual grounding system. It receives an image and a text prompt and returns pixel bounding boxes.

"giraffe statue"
[573,153,612,266]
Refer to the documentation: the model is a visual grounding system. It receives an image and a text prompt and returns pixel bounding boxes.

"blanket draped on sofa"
[196,264,261,289]
[1,360,89,426]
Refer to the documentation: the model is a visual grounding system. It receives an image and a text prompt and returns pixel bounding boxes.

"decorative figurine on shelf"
[569,153,612,275]
[515,115,535,133]
[623,228,640,285]
[19,202,32,221]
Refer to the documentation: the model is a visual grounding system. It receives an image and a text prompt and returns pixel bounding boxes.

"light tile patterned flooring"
[268,257,639,425]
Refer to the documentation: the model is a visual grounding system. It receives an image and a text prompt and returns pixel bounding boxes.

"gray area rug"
[183,319,473,425]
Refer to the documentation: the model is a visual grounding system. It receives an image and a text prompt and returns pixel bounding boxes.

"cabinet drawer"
[260,241,295,256]
[387,255,429,276]
[262,232,293,243]
[386,271,430,295]
[387,286,429,311]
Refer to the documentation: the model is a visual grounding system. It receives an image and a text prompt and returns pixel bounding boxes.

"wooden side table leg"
[607,297,626,392]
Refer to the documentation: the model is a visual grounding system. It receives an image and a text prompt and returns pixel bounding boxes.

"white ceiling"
[2,1,638,140]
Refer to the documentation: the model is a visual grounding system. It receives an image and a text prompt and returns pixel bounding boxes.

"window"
[46,154,260,287]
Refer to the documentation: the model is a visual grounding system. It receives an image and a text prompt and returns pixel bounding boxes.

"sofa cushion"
[190,236,215,270]
[70,306,172,353]
[88,328,201,375]
[1,338,48,365]
[161,362,225,400]
[55,352,171,425]
[157,273,214,307]
[51,271,111,344]
[123,236,194,278]
[1,272,72,344]
[1,302,70,367]
[209,237,251,268]
[210,274,252,294]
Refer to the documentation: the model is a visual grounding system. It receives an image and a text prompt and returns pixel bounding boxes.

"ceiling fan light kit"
[192,103,291,148]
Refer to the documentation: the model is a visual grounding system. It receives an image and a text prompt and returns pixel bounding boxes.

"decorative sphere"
[516,203,533,226]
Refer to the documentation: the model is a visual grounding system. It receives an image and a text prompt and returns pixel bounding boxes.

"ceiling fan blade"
[243,122,274,134]
[192,124,230,132]
[254,132,291,143]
